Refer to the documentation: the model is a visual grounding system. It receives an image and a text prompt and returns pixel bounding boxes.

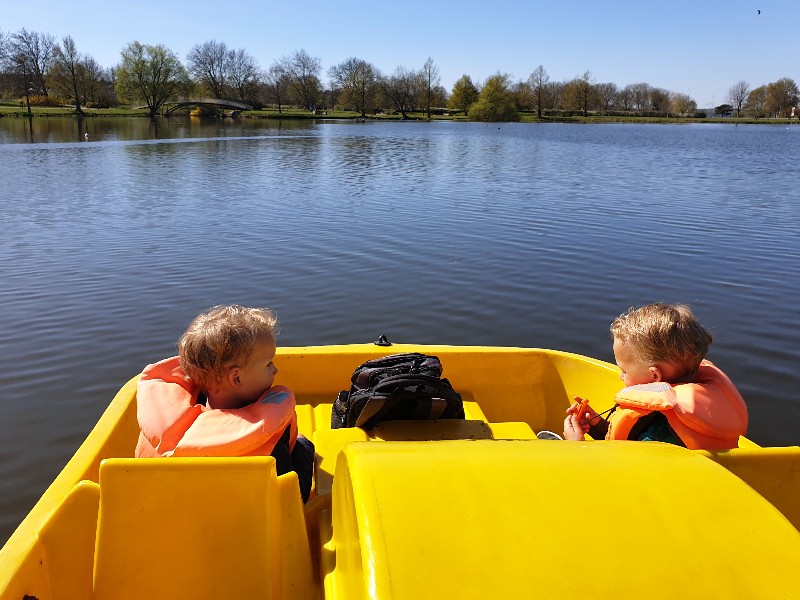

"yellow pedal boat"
[1,344,798,600]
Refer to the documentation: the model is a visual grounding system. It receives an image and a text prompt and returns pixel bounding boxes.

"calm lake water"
[1,117,798,543]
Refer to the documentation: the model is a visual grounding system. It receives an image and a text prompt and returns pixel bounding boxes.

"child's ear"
[226,366,241,388]
[649,366,663,382]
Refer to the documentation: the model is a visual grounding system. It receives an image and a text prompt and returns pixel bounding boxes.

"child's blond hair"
[178,305,277,388]
[610,303,712,379]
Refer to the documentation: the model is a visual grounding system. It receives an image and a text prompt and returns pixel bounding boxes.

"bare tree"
[726,81,750,119]
[575,70,596,116]
[280,49,322,110]
[650,87,671,114]
[10,28,56,96]
[380,66,417,119]
[549,81,565,111]
[627,82,652,113]
[329,57,379,117]
[51,36,88,114]
[0,29,8,63]
[419,57,440,118]
[617,85,633,111]
[187,40,230,99]
[595,82,618,112]
[229,48,259,104]
[264,62,291,112]
[510,79,533,110]
[527,65,549,119]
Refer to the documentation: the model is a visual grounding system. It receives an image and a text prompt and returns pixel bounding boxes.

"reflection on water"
[1,118,799,544]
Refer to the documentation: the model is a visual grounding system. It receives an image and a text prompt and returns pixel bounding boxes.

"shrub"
[26,95,65,107]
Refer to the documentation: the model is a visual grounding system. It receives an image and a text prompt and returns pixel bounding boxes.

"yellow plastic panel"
[699,446,800,530]
[0,376,139,600]
[0,480,99,600]
[327,440,800,599]
[93,457,316,600]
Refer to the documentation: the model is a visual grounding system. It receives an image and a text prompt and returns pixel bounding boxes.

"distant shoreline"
[1,105,797,126]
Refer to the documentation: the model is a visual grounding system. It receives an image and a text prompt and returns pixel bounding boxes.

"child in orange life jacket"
[135,305,315,502]
[563,303,748,449]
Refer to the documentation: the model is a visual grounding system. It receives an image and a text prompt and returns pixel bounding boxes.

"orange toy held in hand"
[574,398,590,424]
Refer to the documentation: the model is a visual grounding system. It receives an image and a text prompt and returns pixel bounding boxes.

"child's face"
[234,335,278,405]
[612,337,654,387]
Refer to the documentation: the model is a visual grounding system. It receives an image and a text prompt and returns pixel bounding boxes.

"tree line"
[1,28,797,121]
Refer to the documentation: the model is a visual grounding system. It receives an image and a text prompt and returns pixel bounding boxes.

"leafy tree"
[468,74,518,122]
[562,71,597,115]
[670,93,696,116]
[116,42,188,118]
[329,57,379,117]
[765,77,798,118]
[380,66,418,119]
[727,81,750,118]
[280,49,322,110]
[448,74,478,115]
[429,84,449,109]
[714,104,733,117]
[527,65,549,119]
[419,57,440,118]
[746,85,768,118]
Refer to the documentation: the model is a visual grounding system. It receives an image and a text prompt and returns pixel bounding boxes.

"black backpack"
[331,352,465,429]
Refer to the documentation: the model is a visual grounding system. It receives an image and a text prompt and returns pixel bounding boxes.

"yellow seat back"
[93,457,315,600]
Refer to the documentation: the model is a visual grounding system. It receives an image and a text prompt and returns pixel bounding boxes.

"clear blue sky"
[3,0,794,108]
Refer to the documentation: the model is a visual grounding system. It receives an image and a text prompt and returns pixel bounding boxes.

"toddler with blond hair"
[135,305,314,502]
[564,303,748,449]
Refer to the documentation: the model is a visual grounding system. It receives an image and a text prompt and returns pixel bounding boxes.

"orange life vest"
[135,357,298,458]
[605,360,748,450]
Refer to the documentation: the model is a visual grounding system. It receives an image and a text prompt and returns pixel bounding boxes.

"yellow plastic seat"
[93,457,316,600]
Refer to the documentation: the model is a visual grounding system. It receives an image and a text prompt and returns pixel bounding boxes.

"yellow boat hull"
[1,344,798,599]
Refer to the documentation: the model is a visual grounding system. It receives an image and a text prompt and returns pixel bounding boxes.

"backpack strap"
[351,375,457,428]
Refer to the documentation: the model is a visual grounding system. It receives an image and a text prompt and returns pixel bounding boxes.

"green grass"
[0,105,150,117]
[518,113,796,125]
[1,103,794,126]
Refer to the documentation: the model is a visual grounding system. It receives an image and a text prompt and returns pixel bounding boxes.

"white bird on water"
[84,132,89,141]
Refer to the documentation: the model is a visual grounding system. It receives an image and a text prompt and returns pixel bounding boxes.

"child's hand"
[563,412,586,440]
[563,397,597,440]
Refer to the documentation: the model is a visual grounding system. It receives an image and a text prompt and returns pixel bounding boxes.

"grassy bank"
[0,103,796,125]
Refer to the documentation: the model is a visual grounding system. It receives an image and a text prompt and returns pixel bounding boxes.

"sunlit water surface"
[1,117,798,543]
